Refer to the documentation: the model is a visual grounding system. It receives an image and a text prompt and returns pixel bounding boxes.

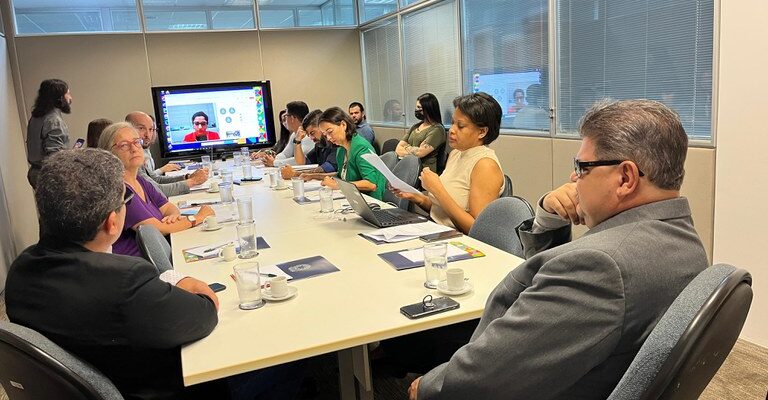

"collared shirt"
[356,121,375,144]
[274,132,314,167]
[26,108,69,166]
[306,140,338,173]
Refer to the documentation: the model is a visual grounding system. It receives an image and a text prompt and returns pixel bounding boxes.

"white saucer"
[437,281,473,296]
[262,286,298,301]
[202,225,223,232]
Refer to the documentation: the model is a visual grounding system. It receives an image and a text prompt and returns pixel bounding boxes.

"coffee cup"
[208,181,220,193]
[218,243,237,261]
[203,216,219,230]
[267,276,288,298]
[446,268,465,291]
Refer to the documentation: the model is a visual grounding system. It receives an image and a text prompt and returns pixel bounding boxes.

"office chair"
[468,196,534,257]
[136,224,174,273]
[500,175,513,197]
[380,138,400,155]
[435,142,452,175]
[0,321,124,400]
[383,155,421,211]
[379,151,398,172]
[607,264,753,400]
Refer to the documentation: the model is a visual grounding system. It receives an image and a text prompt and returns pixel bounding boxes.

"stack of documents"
[361,221,454,243]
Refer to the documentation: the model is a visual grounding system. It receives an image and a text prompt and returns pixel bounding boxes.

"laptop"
[335,178,428,228]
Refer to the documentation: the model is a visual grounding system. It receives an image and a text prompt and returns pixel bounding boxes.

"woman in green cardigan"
[320,107,386,200]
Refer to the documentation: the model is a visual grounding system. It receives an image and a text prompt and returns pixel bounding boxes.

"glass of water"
[291,177,305,200]
[233,262,265,310]
[237,221,259,259]
[423,242,448,289]
[319,187,334,213]
[219,182,234,203]
[201,155,211,164]
[237,197,254,223]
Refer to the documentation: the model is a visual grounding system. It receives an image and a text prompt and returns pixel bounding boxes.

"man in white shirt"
[255,101,313,167]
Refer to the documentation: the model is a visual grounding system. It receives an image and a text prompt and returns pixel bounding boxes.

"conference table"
[169,168,524,399]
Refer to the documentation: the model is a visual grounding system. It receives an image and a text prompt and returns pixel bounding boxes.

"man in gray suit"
[125,111,208,197]
[410,99,709,400]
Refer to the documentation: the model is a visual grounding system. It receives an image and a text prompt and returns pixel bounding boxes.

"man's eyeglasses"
[193,121,208,126]
[112,138,144,152]
[114,189,134,212]
[573,158,645,178]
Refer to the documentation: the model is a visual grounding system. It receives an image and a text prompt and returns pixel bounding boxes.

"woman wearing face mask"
[392,93,504,234]
[395,93,446,173]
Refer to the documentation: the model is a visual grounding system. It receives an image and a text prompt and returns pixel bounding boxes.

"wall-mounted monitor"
[151,81,276,159]
[472,70,542,119]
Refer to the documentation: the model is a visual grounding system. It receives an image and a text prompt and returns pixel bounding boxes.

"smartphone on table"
[208,283,226,293]
[419,230,462,242]
[400,296,459,319]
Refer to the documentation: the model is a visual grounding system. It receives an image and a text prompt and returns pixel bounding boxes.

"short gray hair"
[97,121,137,152]
[579,99,688,190]
[36,149,125,243]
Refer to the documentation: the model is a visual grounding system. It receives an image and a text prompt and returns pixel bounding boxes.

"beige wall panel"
[15,34,153,143]
[145,31,264,87]
[0,37,37,254]
[370,125,407,145]
[713,0,768,347]
[259,30,363,123]
[491,135,553,206]
[680,148,715,262]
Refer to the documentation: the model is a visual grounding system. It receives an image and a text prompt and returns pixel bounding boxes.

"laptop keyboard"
[373,209,420,226]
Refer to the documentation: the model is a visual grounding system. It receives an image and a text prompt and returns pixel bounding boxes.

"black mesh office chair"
[0,321,123,400]
[608,264,753,400]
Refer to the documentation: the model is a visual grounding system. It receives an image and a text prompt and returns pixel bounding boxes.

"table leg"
[338,349,357,400]
[351,345,373,400]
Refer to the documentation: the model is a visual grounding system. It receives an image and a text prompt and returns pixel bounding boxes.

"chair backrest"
[607,264,753,400]
[434,142,449,175]
[500,174,513,197]
[379,151,398,172]
[468,196,534,257]
[0,321,124,400]
[136,225,173,273]
[381,138,400,155]
[383,155,421,210]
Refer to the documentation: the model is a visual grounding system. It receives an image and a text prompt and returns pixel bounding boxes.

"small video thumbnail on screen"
[159,87,269,145]
[472,70,542,118]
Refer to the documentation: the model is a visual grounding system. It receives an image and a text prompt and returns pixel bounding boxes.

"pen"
[191,201,220,206]
[203,242,232,253]
[260,273,277,278]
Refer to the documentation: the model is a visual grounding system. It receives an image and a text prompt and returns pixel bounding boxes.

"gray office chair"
[435,142,452,175]
[383,155,421,211]
[379,151,398,172]
[500,175,513,197]
[0,321,124,400]
[381,138,400,154]
[608,264,753,400]
[136,224,173,273]
[468,196,534,257]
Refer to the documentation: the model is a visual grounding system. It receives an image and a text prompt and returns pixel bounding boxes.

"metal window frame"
[360,16,407,127]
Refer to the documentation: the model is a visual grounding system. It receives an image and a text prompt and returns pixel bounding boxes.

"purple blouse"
[112,176,169,257]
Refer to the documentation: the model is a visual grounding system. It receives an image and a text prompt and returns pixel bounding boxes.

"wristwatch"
[293,139,302,145]
[187,215,197,226]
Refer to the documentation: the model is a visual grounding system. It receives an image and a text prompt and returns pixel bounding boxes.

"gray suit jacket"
[418,197,708,400]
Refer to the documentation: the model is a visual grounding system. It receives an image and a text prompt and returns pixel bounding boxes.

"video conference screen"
[472,70,542,118]
[152,81,276,158]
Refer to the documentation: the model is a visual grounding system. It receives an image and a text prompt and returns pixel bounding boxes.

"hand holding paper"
[361,153,421,194]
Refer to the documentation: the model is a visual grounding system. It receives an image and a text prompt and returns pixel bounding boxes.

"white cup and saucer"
[218,243,237,262]
[202,216,222,231]
[437,268,472,296]
[207,181,221,193]
[262,276,298,301]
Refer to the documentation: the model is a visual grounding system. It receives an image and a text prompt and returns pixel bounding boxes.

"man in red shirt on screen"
[183,111,221,142]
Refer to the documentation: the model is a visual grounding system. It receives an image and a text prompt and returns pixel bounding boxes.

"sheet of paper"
[303,191,346,202]
[292,164,320,171]
[361,221,453,242]
[189,182,212,191]
[185,241,233,258]
[360,153,421,194]
[400,243,467,263]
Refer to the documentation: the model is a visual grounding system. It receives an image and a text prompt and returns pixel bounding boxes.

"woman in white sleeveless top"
[393,93,504,233]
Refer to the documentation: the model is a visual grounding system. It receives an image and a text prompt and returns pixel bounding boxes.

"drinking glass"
[237,221,259,259]
[233,262,265,310]
[291,177,305,200]
[423,242,448,289]
[319,187,334,213]
[237,197,254,223]
[219,182,234,203]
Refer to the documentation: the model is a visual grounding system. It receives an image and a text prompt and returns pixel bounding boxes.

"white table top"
[170,174,524,386]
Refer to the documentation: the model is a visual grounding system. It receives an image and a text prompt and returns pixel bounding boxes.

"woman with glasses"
[395,93,447,173]
[98,122,215,257]
[182,111,220,142]
[319,107,387,200]
[393,93,505,234]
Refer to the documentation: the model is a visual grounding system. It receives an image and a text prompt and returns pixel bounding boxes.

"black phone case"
[400,297,460,319]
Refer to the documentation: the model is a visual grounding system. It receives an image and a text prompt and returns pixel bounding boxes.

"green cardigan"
[336,134,387,200]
